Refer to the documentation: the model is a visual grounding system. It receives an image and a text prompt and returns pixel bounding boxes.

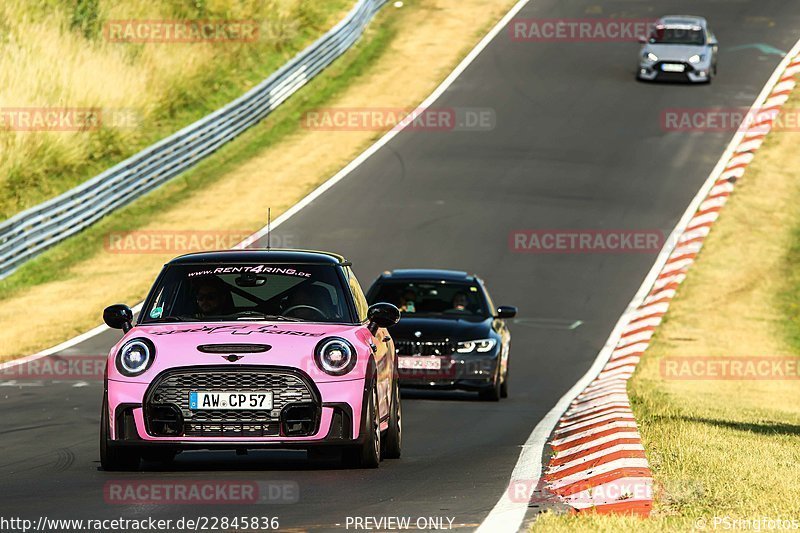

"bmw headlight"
[688,54,702,64]
[456,339,497,354]
[644,52,658,62]
[315,337,357,376]
[116,338,155,377]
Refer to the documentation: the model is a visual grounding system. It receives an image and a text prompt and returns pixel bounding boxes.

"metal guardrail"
[0,0,388,279]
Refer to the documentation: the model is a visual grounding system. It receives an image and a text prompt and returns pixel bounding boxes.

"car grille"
[395,340,455,356]
[145,367,316,438]
[653,61,694,80]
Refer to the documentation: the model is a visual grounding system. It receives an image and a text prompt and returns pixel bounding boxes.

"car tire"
[382,377,402,459]
[100,397,141,471]
[343,380,381,468]
[479,367,502,402]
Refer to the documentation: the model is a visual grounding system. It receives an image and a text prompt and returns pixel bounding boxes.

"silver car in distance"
[637,15,718,83]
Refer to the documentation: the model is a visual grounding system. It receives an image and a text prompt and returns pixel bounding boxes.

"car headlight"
[315,337,357,376]
[116,338,155,377]
[644,52,658,62]
[456,339,497,353]
[688,54,702,64]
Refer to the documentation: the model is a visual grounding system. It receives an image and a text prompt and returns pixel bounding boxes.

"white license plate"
[398,357,442,370]
[661,63,685,72]
[189,391,273,410]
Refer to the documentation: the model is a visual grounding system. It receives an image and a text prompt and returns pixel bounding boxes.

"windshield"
[368,281,489,318]
[649,27,705,45]
[141,263,354,324]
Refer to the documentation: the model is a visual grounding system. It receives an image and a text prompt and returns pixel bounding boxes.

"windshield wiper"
[234,312,303,322]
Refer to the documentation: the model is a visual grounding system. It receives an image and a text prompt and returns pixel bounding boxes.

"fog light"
[148,405,183,436]
[281,403,318,436]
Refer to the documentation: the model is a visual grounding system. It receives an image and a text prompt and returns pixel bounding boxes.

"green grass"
[0,5,397,301]
[0,0,351,219]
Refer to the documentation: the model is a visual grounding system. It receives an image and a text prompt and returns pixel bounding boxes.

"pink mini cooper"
[100,250,401,470]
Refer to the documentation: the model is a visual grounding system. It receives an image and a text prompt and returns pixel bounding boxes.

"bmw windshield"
[140,263,355,324]
[368,281,489,319]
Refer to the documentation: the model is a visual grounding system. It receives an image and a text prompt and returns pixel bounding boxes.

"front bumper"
[638,61,711,83]
[396,353,499,390]
[107,366,366,447]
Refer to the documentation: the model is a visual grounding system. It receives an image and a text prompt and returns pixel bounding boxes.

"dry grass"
[0,0,519,358]
[0,0,348,219]
[534,96,800,531]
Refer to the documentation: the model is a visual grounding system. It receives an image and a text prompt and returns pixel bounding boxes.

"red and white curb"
[541,51,800,517]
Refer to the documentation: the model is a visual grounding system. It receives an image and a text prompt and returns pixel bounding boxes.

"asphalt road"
[2,0,800,531]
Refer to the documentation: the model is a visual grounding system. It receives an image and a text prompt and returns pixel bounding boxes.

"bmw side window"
[346,268,369,322]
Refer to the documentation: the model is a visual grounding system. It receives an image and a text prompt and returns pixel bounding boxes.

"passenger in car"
[399,289,417,313]
[193,278,234,317]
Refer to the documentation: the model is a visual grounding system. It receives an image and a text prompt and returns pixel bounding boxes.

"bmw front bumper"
[397,353,499,391]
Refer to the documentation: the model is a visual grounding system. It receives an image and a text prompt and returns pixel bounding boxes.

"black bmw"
[366,269,516,401]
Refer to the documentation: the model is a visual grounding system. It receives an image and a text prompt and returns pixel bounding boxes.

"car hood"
[389,316,492,342]
[642,43,707,61]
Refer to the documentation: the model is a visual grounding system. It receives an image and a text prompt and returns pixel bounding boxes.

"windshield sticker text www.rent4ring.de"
[187,265,312,278]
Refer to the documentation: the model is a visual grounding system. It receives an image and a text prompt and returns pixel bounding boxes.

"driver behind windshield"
[450,291,470,312]
[193,278,234,318]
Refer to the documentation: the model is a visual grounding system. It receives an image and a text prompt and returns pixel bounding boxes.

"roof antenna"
[266,207,271,250]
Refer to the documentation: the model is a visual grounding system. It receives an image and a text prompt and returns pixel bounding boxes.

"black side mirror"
[495,306,517,319]
[367,303,401,332]
[104,304,133,332]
